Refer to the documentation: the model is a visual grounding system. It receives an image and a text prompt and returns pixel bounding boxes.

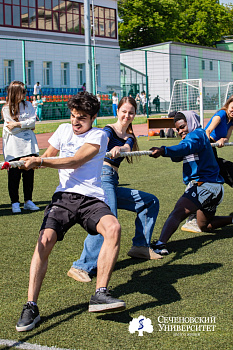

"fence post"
[145,50,149,118]
[218,60,221,109]
[186,56,189,110]
[22,40,26,86]
[84,0,93,93]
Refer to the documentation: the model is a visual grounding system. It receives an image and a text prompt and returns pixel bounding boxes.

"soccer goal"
[169,79,233,128]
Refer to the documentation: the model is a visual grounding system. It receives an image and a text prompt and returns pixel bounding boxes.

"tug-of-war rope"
[1,143,233,170]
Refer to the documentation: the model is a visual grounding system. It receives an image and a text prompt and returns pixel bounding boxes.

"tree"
[118,0,179,49]
[175,0,233,46]
[118,0,233,50]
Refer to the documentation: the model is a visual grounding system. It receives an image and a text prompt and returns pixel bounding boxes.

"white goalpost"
[169,79,233,128]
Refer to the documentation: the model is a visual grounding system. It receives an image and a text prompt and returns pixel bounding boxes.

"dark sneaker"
[150,240,169,255]
[89,289,126,313]
[16,303,40,332]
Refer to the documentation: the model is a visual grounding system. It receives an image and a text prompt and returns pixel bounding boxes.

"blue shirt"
[162,128,224,185]
[103,125,135,168]
[205,109,233,141]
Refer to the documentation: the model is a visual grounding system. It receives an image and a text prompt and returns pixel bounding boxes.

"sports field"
[0,136,232,350]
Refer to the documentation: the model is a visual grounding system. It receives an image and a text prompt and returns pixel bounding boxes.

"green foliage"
[118,0,179,49]
[0,137,232,349]
[118,0,233,49]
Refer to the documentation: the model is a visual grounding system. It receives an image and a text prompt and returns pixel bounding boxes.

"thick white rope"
[210,142,233,148]
[105,150,153,158]
[1,144,233,169]
[0,152,152,169]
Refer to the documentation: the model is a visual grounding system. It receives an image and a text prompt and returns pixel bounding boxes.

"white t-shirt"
[33,84,41,95]
[112,96,118,105]
[49,124,108,202]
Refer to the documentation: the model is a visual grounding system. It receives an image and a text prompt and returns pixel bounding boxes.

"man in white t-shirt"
[16,92,126,332]
[33,82,42,96]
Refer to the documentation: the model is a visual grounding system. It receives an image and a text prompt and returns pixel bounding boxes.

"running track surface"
[0,120,210,154]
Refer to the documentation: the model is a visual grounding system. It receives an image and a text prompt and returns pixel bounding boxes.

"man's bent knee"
[97,216,121,242]
[38,229,57,250]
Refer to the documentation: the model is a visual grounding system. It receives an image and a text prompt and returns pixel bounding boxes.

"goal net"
[169,79,233,127]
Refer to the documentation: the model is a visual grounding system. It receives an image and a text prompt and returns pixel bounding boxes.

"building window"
[4,60,14,86]
[184,58,186,69]
[43,61,52,86]
[77,63,85,86]
[232,63,233,72]
[202,60,205,70]
[25,61,34,86]
[1,0,117,38]
[209,61,213,71]
[96,64,101,87]
[61,62,69,86]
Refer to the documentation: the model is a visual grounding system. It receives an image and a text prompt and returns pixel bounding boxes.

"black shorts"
[40,192,114,241]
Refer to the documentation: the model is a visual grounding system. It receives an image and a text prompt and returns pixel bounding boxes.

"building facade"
[0,0,121,95]
[120,41,233,111]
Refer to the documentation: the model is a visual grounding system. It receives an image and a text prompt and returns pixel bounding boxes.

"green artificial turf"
[0,137,232,350]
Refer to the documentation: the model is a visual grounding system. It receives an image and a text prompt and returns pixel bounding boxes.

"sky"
[220,0,232,4]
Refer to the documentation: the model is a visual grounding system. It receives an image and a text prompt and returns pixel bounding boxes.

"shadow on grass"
[167,227,233,262]
[16,302,88,344]
[97,262,222,324]
[114,227,232,273]
[0,201,50,216]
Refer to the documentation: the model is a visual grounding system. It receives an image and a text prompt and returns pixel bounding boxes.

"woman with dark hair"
[2,81,39,213]
[68,96,161,283]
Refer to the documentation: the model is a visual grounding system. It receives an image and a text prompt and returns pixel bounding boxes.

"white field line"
[0,339,76,350]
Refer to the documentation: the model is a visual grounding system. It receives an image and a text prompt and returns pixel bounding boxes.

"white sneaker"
[12,202,21,213]
[181,218,201,233]
[24,200,40,211]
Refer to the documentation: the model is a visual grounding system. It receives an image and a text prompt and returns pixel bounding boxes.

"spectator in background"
[140,91,147,115]
[82,83,86,91]
[135,93,141,115]
[32,96,39,122]
[112,92,118,118]
[36,95,43,122]
[1,81,40,213]
[153,95,160,113]
[33,82,42,96]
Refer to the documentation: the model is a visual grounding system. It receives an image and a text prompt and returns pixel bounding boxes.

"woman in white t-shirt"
[1,81,40,213]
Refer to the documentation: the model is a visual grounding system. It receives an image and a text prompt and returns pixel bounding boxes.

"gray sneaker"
[89,289,126,313]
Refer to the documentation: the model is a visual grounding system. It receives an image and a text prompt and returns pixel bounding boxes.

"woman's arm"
[109,143,131,158]
[205,115,221,139]
[205,115,228,147]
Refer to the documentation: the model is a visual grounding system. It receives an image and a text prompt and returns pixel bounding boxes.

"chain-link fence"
[1,38,233,121]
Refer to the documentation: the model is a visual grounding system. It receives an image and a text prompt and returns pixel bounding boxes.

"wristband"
[38,157,43,168]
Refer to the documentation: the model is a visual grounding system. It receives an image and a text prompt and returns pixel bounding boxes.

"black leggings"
[8,166,34,204]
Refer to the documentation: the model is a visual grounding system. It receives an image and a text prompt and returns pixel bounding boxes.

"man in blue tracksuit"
[149,111,233,255]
